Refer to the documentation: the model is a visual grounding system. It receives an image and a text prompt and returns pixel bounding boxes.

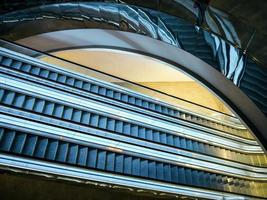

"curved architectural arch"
[1,2,267,152]
[14,28,267,151]
[1,2,267,199]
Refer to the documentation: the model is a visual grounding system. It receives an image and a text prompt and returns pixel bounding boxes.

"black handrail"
[0,38,237,118]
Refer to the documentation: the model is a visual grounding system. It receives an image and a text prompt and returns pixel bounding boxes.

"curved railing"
[0,1,266,120]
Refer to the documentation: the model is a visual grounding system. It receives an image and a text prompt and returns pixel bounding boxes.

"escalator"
[0,44,267,199]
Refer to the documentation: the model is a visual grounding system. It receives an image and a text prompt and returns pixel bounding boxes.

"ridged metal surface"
[0,126,266,198]
[1,86,263,166]
[240,58,267,115]
[0,2,266,198]
[0,48,250,139]
[0,48,266,198]
[0,48,266,168]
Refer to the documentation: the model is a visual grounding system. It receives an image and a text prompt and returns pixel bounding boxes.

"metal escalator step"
[57,74,67,83]
[56,142,69,162]
[44,102,56,116]
[167,135,174,146]
[96,150,106,170]
[13,94,26,108]
[114,92,121,100]
[204,172,212,188]
[30,66,41,75]
[21,63,32,72]
[99,87,106,96]
[10,60,22,69]
[148,161,156,179]
[192,141,199,152]
[106,152,115,171]
[98,116,108,129]
[77,146,88,166]
[156,163,164,180]
[81,112,91,125]
[0,128,4,141]
[62,107,73,120]
[34,138,48,158]
[148,102,155,110]
[115,121,123,133]
[66,77,75,86]
[123,122,131,135]
[160,132,167,144]
[39,69,50,78]
[171,165,179,183]
[164,164,171,181]
[174,136,180,147]
[153,131,160,143]
[130,125,138,137]
[2,91,15,105]
[90,85,99,93]
[115,154,124,173]
[138,127,145,139]
[179,167,186,184]
[180,138,187,149]
[146,129,153,141]
[132,158,140,176]
[142,101,149,109]
[88,149,98,168]
[67,144,79,164]
[192,170,200,186]
[53,104,64,118]
[135,99,142,107]
[0,130,16,151]
[106,89,113,98]
[107,119,115,131]
[198,171,205,187]
[0,89,5,101]
[124,156,132,175]
[155,104,162,112]
[33,99,45,113]
[140,160,148,177]
[186,140,193,151]
[45,140,59,160]
[162,107,168,114]
[22,135,38,156]
[24,97,36,110]
[10,132,27,154]
[71,109,82,123]
[74,80,83,88]
[90,114,99,127]
[48,72,58,81]
[1,57,12,66]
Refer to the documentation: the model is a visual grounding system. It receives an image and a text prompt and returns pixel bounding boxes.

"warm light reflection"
[39,48,233,119]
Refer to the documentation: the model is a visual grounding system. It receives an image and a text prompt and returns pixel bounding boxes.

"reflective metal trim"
[0,65,253,145]
[0,75,261,153]
[0,114,266,180]
[0,106,266,174]
[0,47,246,129]
[0,154,260,200]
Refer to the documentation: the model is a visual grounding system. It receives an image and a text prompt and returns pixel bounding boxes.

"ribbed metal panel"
[1,87,264,167]
[0,50,250,139]
[0,126,266,198]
